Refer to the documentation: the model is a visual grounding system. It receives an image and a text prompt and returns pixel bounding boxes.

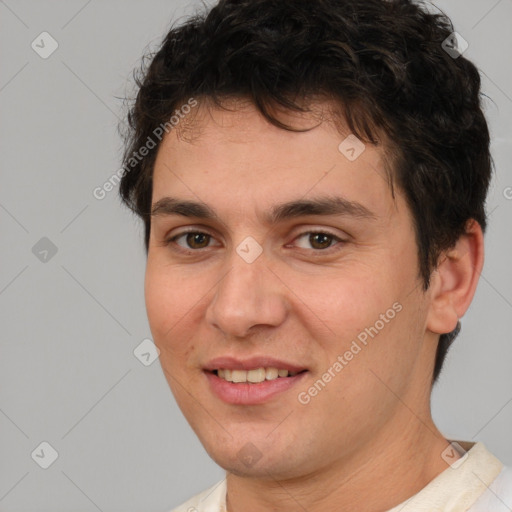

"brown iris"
[186,232,210,249]
[308,233,333,249]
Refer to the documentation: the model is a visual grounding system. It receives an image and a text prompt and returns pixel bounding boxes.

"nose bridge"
[205,246,287,337]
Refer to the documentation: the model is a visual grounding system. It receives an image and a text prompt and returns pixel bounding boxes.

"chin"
[202,437,308,480]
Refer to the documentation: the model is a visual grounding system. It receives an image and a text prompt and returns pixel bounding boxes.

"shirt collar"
[386,441,504,512]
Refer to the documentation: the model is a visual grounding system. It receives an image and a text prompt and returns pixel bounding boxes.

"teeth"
[231,370,247,383]
[265,367,279,380]
[215,367,301,383]
[247,368,266,383]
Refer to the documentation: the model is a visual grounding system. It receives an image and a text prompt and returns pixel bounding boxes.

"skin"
[145,99,484,511]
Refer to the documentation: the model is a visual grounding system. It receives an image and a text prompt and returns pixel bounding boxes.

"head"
[119,0,490,478]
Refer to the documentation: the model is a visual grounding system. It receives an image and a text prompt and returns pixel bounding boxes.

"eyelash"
[164,229,346,254]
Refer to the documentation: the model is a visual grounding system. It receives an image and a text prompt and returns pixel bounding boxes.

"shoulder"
[469,466,512,511]
[490,466,512,496]
[169,479,227,512]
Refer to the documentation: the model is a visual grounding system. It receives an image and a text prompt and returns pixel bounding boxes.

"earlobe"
[426,219,485,335]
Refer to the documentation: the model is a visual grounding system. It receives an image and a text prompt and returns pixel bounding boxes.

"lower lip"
[204,371,308,405]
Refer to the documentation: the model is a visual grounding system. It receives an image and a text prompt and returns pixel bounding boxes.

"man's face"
[145,101,436,478]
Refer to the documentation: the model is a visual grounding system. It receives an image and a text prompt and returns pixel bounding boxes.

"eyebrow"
[150,196,377,224]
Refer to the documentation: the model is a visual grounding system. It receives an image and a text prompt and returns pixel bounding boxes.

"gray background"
[0,0,511,510]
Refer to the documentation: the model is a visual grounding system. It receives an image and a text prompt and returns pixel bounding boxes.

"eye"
[167,231,217,250]
[293,231,344,250]
[164,229,345,253]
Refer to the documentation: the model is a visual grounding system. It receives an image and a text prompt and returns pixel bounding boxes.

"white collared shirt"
[170,441,512,512]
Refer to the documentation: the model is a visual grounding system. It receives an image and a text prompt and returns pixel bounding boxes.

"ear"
[426,219,485,335]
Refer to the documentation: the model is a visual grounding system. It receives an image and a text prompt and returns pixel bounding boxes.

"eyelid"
[290,227,345,239]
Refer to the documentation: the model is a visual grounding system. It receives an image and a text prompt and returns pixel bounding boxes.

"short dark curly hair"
[118,0,492,384]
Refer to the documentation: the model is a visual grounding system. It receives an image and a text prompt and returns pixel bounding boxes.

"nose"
[204,249,289,338]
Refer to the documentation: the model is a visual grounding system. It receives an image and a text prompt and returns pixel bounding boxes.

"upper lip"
[203,356,307,373]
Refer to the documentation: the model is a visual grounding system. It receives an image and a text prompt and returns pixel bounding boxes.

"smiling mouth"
[210,367,308,383]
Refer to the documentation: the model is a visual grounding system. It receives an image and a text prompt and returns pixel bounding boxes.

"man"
[118,0,512,510]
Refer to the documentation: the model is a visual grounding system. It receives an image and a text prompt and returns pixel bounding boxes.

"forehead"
[152,99,401,222]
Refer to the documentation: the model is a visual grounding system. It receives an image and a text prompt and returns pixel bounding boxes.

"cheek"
[288,267,391,339]
[144,265,172,338]
[291,264,414,385]
[144,262,197,351]
[145,264,202,397]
